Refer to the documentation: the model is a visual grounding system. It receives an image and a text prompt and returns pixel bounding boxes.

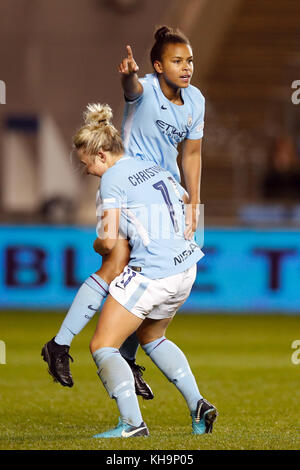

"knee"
[90,337,101,354]
[136,330,149,346]
[89,338,96,354]
[137,330,162,347]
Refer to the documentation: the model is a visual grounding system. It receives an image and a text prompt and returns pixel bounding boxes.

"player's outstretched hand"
[118,45,139,75]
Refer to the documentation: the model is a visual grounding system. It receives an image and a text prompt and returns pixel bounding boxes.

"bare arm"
[118,45,143,101]
[181,138,202,239]
[182,138,202,203]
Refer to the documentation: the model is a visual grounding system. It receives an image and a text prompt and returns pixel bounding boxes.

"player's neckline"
[154,74,185,107]
[161,89,185,107]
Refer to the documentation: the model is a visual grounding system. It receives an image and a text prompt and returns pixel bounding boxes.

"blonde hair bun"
[73,103,124,155]
[84,103,113,127]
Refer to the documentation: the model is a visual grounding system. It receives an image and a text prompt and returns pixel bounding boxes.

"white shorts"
[109,264,197,320]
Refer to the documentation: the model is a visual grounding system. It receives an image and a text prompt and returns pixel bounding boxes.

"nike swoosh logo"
[121,427,147,437]
[161,105,167,110]
[88,305,98,311]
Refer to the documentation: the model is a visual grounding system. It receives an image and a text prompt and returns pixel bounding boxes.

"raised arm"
[118,45,143,101]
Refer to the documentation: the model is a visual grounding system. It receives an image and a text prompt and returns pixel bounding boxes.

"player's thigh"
[137,317,174,345]
[90,294,143,352]
[136,265,197,344]
[95,238,130,284]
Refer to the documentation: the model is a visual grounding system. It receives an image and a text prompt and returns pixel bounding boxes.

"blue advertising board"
[0,225,299,312]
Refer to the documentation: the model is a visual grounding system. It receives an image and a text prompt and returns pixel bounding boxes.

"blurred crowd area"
[1,0,300,227]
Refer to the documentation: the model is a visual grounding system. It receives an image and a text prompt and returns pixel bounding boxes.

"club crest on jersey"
[187,115,193,127]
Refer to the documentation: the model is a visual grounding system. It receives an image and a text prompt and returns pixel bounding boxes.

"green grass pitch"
[0,311,299,450]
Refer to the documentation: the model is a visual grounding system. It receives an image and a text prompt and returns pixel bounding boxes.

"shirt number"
[153,180,179,232]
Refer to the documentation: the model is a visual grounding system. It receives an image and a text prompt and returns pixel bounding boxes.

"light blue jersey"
[99,156,204,279]
[121,73,205,182]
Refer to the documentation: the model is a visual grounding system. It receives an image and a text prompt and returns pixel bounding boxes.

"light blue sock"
[92,347,143,427]
[119,332,140,361]
[55,274,109,346]
[142,336,203,412]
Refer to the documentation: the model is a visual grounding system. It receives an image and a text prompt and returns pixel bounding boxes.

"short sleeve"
[187,95,205,140]
[124,75,152,105]
[100,172,125,210]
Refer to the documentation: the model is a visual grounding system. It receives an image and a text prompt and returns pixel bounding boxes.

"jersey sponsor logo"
[174,242,199,265]
[156,120,187,143]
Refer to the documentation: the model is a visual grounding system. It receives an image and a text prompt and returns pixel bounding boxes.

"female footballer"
[42,26,204,399]
[75,103,216,437]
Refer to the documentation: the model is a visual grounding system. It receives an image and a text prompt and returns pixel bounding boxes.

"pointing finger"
[126,45,133,59]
